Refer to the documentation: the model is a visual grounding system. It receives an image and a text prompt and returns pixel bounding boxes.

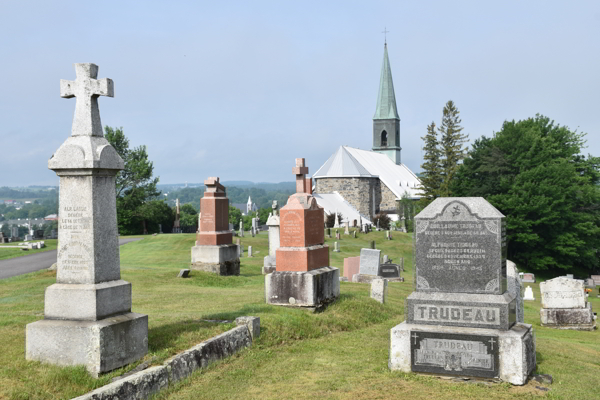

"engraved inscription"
[60,206,91,230]
[542,291,584,300]
[411,331,499,378]
[413,304,500,326]
[281,211,302,244]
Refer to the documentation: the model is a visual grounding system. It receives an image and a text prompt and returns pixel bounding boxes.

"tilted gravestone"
[389,197,536,385]
[26,63,147,376]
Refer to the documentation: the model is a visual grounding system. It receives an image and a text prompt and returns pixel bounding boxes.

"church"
[312,43,421,224]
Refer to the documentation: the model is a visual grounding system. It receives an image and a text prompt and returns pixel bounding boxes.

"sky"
[1,1,599,187]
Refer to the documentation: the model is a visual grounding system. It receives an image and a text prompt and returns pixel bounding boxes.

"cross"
[488,337,496,350]
[60,63,113,137]
[292,158,309,194]
[382,27,389,44]
[412,332,419,345]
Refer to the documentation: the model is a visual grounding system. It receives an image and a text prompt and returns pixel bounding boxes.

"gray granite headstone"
[414,197,507,295]
[359,248,381,276]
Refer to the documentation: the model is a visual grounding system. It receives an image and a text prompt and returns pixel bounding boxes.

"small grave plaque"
[522,273,535,283]
[414,198,506,295]
[378,263,400,278]
[410,331,499,378]
[359,248,381,276]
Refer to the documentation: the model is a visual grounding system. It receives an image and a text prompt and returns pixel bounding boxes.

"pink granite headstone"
[343,256,360,281]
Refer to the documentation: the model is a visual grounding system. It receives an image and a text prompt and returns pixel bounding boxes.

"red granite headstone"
[196,177,232,246]
[343,256,360,280]
[276,159,329,272]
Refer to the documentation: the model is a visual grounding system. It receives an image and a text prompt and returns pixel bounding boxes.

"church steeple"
[372,43,401,165]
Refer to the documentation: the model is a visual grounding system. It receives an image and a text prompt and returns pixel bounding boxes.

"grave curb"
[72,316,259,400]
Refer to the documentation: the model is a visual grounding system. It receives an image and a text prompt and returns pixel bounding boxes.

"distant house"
[44,214,59,221]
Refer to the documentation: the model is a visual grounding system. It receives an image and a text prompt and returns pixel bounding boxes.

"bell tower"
[372,43,401,164]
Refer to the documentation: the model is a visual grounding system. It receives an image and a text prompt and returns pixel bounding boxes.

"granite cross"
[412,332,419,345]
[488,337,496,350]
[60,63,114,137]
[292,158,309,193]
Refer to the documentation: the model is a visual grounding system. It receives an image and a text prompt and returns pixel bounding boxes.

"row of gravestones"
[26,63,589,387]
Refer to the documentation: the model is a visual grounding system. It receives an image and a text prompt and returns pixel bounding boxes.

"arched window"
[381,130,388,147]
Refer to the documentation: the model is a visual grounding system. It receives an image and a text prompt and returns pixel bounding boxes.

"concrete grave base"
[262,255,276,274]
[389,321,536,385]
[26,312,148,377]
[540,303,597,330]
[190,244,240,276]
[265,266,340,309]
[352,274,404,283]
[262,265,276,275]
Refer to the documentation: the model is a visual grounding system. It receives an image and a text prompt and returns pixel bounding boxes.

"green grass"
[0,230,598,400]
[0,239,58,260]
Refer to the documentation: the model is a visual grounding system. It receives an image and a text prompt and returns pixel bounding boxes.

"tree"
[179,203,198,233]
[229,206,242,227]
[418,121,442,206]
[438,101,468,196]
[373,213,391,230]
[105,126,161,234]
[451,115,600,275]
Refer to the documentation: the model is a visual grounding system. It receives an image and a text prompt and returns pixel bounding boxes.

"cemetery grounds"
[0,240,57,261]
[0,231,598,399]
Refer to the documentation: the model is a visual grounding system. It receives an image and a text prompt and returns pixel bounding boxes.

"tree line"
[419,102,599,275]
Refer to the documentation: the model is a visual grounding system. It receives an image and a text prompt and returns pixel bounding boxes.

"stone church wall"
[315,177,398,220]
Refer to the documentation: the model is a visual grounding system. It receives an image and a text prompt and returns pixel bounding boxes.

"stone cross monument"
[389,198,535,385]
[265,158,339,309]
[173,198,181,233]
[263,200,280,274]
[26,63,147,377]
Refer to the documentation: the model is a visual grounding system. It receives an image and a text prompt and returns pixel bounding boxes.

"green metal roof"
[373,44,399,120]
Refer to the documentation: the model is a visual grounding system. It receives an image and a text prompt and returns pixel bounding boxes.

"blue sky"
[1,1,599,187]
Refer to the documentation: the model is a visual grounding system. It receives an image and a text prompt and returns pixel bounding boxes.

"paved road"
[0,238,143,280]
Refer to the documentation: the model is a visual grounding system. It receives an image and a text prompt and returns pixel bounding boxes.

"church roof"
[312,192,371,225]
[373,44,399,120]
[313,146,422,200]
[313,146,375,178]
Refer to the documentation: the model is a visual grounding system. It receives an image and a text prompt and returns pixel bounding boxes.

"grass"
[0,239,58,260]
[0,230,598,400]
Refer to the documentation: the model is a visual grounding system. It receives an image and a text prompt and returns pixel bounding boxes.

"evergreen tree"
[418,121,442,206]
[451,115,600,275]
[438,101,468,196]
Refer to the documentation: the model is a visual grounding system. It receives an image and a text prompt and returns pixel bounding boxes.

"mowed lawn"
[0,239,58,260]
[0,231,597,400]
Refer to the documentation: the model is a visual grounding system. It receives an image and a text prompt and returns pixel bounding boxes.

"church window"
[381,130,388,147]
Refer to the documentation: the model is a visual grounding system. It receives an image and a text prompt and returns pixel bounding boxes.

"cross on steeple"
[292,158,309,194]
[60,63,113,137]
[382,27,389,44]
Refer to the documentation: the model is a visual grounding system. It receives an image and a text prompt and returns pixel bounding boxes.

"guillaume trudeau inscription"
[413,304,500,327]
[415,201,505,294]
[411,331,499,378]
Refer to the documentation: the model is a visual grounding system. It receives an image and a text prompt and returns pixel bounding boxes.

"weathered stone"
[265,267,339,308]
[522,273,535,283]
[235,316,260,339]
[540,303,596,330]
[177,269,190,278]
[507,260,524,323]
[191,244,240,275]
[72,366,168,400]
[414,198,507,295]
[540,277,586,309]
[333,241,340,252]
[371,279,387,303]
[26,312,148,377]
[359,248,381,275]
[248,246,253,257]
[389,322,536,385]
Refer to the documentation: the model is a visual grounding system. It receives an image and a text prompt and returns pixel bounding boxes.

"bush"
[373,213,391,230]
[325,212,344,228]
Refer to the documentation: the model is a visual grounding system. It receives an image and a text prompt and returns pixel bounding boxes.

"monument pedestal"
[26,312,148,377]
[389,322,536,385]
[191,244,240,276]
[262,256,276,275]
[265,267,339,309]
[540,303,596,330]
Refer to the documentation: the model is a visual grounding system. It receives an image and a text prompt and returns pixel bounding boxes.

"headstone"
[358,249,381,276]
[177,269,190,278]
[26,63,147,377]
[263,210,280,274]
[371,278,387,303]
[390,197,536,385]
[51,229,58,239]
[344,221,350,235]
[386,230,391,240]
[238,244,243,256]
[248,246,253,257]
[333,212,340,228]
[336,232,341,240]
[376,219,380,231]
[369,240,375,249]
[522,273,535,283]
[523,286,535,301]
[540,277,595,330]
[11,226,19,239]
[190,177,240,275]
[591,275,600,286]
[326,227,331,238]
[566,274,574,279]
[251,227,256,237]
[383,255,389,263]
[173,199,181,233]
[239,219,244,237]
[353,231,356,239]
[24,234,33,241]
[333,241,340,252]
[343,256,360,281]
[507,260,525,322]
[266,158,339,308]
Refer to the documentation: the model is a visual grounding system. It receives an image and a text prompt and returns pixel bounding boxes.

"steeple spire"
[373,43,399,120]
